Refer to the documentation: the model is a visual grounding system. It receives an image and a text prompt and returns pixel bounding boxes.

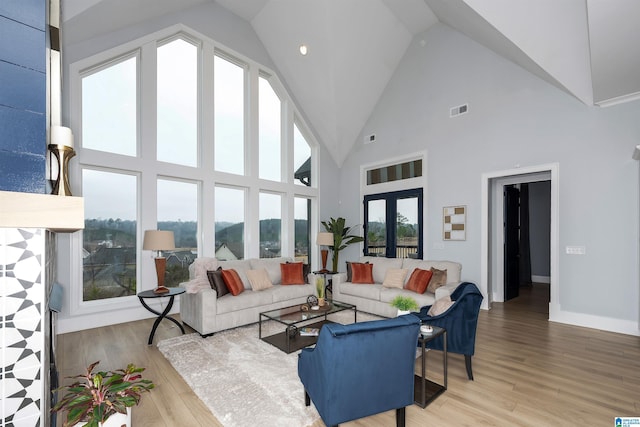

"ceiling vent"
[450,103,469,118]
[364,134,376,144]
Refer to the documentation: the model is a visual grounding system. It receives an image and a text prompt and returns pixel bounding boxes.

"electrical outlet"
[566,246,586,255]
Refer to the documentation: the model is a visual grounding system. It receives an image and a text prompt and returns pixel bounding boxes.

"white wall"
[338,23,640,334]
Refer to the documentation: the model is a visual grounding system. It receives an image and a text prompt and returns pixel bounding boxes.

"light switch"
[566,246,586,255]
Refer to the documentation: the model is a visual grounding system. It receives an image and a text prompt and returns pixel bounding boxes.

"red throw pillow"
[221,269,245,296]
[405,268,433,294]
[351,262,374,284]
[280,262,305,285]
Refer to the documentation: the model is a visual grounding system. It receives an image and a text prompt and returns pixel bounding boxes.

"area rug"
[157,310,382,427]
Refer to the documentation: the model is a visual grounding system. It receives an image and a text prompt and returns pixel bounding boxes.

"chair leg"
[304,390,310,406]
[465,354,474,380]
[396,407,406,427]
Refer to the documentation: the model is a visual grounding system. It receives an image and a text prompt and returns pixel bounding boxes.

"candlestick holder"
[48,144,75,196]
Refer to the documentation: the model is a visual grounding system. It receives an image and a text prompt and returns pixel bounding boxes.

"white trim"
[549,303,640,336]
[481,163,559,312]
[531,275,550,284]
[359,150,428,257]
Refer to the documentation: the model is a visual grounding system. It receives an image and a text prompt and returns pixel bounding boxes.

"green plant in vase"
[390,295,420,315]
[316,276,325,306]
[321,217,364,272]
[52,361,154,427]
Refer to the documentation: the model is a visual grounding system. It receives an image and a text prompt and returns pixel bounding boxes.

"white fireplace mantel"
[0,190,84,232]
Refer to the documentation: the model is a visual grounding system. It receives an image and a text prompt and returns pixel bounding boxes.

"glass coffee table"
[259,299,356,353]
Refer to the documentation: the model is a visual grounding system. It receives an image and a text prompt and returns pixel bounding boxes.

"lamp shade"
[143,230,175,251]
[316,232,334,246]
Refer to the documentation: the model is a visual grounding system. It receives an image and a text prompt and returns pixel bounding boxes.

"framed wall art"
[443,205,466,241]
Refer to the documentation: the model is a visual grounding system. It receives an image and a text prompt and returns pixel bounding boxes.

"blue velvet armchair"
[415,282,483,380]
[298,315,420,427]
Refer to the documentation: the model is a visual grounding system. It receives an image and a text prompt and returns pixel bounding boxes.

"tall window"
[214,55,245,175]
[260,192,281,257]
[215,186,245,260]
[293,123,312,186]
[259,76,281,181]
[81,56,137,156]
[364,189,423,259]
[82,170,137,301]
[294,197,311,263]
[157,38,198,166]
[72,26,318,313]
[158,179,198,286]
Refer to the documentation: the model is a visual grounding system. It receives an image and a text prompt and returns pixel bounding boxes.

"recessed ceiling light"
[299,44,308,56]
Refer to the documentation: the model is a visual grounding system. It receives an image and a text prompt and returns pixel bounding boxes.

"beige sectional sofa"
[179,257,314,336]
[327,256,463,318]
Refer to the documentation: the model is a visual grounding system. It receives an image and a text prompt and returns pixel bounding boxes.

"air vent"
[450,103,469,118]
[364,134,376,144]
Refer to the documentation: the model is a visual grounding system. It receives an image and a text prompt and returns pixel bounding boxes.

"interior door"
[504,185,520,301]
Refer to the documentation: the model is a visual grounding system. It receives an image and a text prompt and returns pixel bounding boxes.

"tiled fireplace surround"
[0,228,55,427]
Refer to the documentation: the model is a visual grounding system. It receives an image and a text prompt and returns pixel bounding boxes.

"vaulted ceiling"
[62,0,640,166]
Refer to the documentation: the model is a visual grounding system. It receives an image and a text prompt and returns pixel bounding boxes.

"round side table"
[137,287,186,345]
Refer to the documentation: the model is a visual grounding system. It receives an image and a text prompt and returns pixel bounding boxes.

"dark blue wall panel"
[0,16,46,72]
[0,0,46,194]
[0,0,46,30]
[0,150,46,193]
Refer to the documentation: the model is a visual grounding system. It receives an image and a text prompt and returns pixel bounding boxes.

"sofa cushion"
[272,283,314,303]
[352,262,374,284]
[426,268,447,293]
[219,259,252,289]
[250,257,293,284]
[340,283,382,301]
[427,295,454,316]
[221,269,245,296]
[206,267,229,297]
[382,269,408,289]
[281,262,305,285]
[360,256,403,283]
[246,268,274,291]
[405,268,433,294]
[216,288,275,314]
[401,259,462,284]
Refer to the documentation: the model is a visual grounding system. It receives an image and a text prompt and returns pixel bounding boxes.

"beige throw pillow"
[427,295,453,316]
[382,269,408,288]
[426,267,447,293]
[246,268,273,291]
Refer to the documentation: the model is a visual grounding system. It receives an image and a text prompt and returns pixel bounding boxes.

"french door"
[363,188,423,259]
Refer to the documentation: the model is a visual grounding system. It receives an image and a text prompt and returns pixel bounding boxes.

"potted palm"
[390,295,420,316]
[321,217,364,272]
[52,361,154,427]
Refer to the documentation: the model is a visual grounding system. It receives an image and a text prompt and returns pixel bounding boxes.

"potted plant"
[321,217,364,272]
[52,361,154,427]
[390,295,420,316]
[316,276,326,306]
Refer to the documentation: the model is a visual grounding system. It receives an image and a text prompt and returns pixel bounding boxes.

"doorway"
[480,163,559,319]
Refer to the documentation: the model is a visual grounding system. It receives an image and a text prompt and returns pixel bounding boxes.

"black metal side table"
[414,325,447,407]
[137,287,186,345]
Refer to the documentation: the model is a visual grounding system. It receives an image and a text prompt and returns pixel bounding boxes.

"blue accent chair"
[415,282,483,380]
[298,315,420,427]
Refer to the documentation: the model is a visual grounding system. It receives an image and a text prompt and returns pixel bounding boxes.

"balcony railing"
[366,244,419,259]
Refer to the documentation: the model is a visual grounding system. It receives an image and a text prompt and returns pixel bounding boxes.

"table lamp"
[143,230,175,294]
[316,232,334,273]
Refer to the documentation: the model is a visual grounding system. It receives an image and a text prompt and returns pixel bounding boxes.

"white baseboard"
[549,303,640,336]
[531,275,550,284]
[58,303,181,334]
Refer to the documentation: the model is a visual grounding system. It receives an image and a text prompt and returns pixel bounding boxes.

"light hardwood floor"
[57,284,640,426]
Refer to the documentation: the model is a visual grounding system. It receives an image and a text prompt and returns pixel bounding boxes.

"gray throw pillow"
[207,266,229,297]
